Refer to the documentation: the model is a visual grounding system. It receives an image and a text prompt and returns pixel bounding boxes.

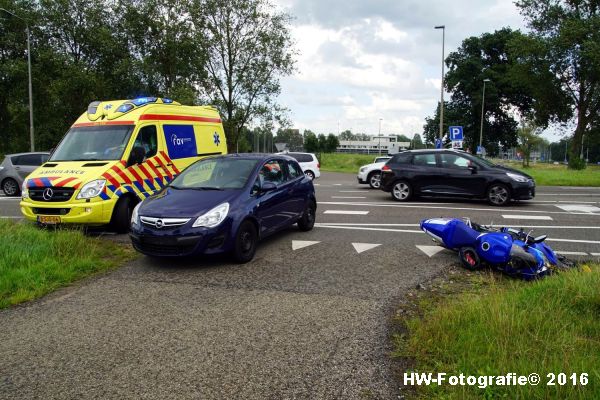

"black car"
[380,149,535,206]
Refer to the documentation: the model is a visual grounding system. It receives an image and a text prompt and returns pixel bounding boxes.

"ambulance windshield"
[50,125,134,161]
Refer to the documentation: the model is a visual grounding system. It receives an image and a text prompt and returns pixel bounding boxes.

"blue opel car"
[130,154,317,262]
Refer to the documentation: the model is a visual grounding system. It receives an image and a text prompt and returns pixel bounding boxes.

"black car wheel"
[368,172,381,189]
[297,200,316,231]
[233,220,258,263]
[305,170,315,180]
[110,196,134,233]
[487,184,510,206]
[391,180,412,201]
[2,178,20,196]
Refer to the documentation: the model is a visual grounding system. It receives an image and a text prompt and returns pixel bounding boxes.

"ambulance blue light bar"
[117,103,134,113]
[162,98,174,104]
[133,97,157,106]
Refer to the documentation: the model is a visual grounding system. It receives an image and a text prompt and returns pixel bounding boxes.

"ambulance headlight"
[131,202,142,227]
[22,180,29,199]
[77,179,106,199]
[192,202,229,228]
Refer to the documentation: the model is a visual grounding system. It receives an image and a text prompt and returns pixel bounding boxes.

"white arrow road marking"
[352,243,381,254]
[502,215,553,220]
[323,210,369,215]
[292,240,320,251]
[555,204,600,213]
[416,245,447,258]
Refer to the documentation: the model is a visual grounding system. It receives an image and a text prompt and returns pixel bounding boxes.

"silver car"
[0,152,50,196]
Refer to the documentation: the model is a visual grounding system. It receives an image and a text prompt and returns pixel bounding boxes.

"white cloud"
[273,0,527,138]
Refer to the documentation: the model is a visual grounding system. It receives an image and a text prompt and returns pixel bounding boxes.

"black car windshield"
[50,125,134,161]
[171,158,259,190]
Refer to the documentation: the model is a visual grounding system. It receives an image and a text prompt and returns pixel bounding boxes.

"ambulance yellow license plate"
[37,216,61,225]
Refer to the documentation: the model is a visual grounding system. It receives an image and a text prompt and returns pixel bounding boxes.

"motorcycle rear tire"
[459,247,482,270]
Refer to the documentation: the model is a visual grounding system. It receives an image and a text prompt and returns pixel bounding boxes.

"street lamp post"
[1,8,34,152]
[434,25,445,141]
[378,118,383,155]
[479,78,491,155]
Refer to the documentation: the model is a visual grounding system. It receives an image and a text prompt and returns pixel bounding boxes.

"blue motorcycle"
[420,218,573,280]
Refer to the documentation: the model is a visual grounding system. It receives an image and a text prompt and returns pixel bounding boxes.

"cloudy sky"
[273,0,527,139]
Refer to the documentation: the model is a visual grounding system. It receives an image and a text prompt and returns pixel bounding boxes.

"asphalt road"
[1,173,599,399]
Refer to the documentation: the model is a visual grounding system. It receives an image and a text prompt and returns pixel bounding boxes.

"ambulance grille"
[29,187,75,202]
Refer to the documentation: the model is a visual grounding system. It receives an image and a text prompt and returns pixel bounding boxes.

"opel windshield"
[171,158,259,190]
[50,125,134,161]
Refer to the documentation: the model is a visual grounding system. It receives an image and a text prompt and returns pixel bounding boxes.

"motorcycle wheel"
[459,247,482,270]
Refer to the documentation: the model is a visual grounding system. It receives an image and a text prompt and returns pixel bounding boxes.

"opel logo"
[42,188,54,201]
[155,219,164,229]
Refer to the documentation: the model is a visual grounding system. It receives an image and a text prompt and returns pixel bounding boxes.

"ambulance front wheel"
[111,196,134,234]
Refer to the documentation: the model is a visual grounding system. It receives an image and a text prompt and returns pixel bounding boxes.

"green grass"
[496,160,600,187]
[319,153,384,174]
[394,265,600,399]
[0,220,136,308]
[318,153,600,186]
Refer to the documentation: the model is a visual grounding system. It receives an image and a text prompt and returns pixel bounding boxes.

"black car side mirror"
[260,181,277,192]
[127,146,146,167]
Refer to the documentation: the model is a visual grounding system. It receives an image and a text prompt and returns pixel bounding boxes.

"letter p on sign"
[449,126,463,141]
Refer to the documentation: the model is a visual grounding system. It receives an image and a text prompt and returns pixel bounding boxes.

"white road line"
[0,216,22,219]
[591,253,600,257]
[352,243,381,254]
[318,201,600,217]
[317,222,600,229]
[0,197,20,201]
[333,184,342,186]
[315,223,600,245]
[416,245,447,258]
[536,193,600,196]
[502,215,553,220]
[338,191,366,193]
[556,251,589,256]
[315,224,421,234]
[545,237,600,245]
[331,196,367,199]
[292,240,320,250]
[555,204,600,213]
[323,210,369,215]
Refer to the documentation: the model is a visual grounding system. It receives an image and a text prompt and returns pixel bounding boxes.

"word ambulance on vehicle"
[20,97,227,232]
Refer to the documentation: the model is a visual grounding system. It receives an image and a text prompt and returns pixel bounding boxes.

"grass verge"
[393,264,600,399]
[498,161,600,187]
[0,220,136,308]
[319,153,381,174]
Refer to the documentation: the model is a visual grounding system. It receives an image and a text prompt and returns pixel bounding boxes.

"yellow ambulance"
[20,97,227,232]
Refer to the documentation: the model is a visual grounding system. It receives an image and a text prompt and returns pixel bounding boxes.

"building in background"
[337,136,410,154]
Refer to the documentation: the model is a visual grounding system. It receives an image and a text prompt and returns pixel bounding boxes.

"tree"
[515,0,600,169]
[304,131,319,153]
[396,134,411,143]
[317,134,327,152]
[411,134,424,149]
[325,133,339,153]
[339,130,355,141]
[275,128,303,150]
[434,28,536,156]
[195,0,296,152]
[517,121,542,167]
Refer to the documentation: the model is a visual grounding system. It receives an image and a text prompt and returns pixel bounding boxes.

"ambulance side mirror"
[127,146,146,167]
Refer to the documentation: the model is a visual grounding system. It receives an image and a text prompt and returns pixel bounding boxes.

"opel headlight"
[506,172,528,183]
[192,202,229,228]
[359,167,367,173]
[76,179,106,199]
[22,180,29,199]
[131,202,142,227]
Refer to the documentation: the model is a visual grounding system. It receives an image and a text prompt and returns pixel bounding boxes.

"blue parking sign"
[449,126,463,141]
